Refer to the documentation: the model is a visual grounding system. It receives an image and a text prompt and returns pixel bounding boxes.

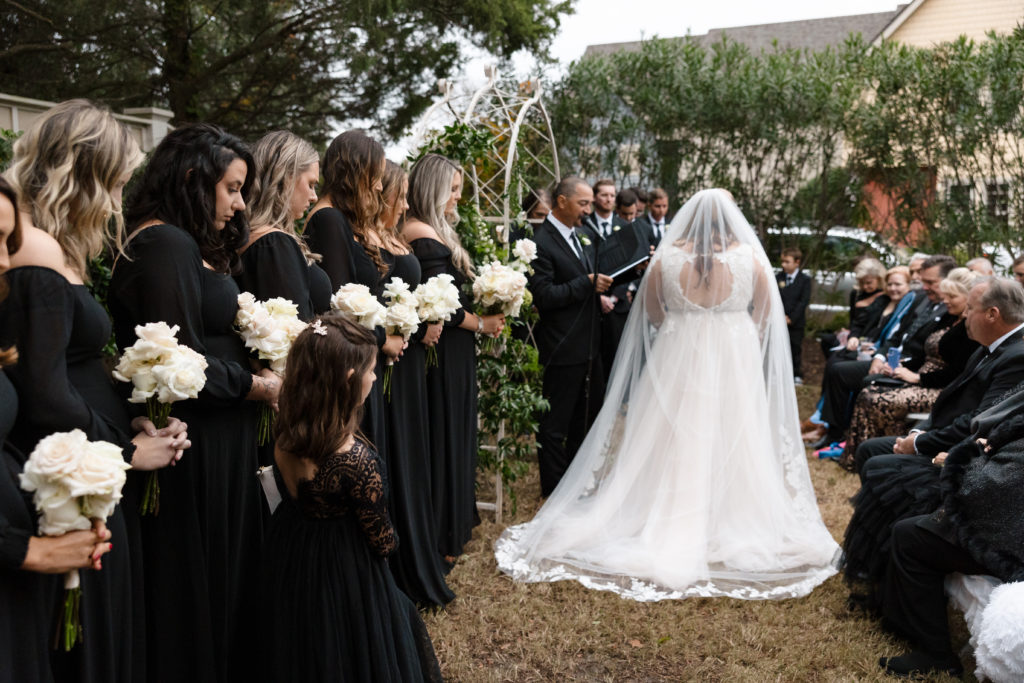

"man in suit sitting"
[529,176,613,497]
[634,187,669,249]
[777,247,812,384]
[854,276,1024,474]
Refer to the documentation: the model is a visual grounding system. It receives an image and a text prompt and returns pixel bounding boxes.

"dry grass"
[423,383,972,682]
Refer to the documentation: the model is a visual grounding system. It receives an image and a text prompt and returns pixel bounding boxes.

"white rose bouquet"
[414,273,461,368]
[473,261,528,317]
[330,282,386,330]
[510,238,538,275]
[20,430,131,650]
[112,322,207,515]
[234,293,307,444]
[380,278,421,398]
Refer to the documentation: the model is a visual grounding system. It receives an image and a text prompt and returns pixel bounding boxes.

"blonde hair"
[378,160,408,251]
[854,257,886,290]
[940,267,978,298]
[407,154,473,276]
[248,130,321,264]
[5,99,143,279]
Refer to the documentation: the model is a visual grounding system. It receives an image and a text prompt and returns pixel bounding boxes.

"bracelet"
[476,316,484,334]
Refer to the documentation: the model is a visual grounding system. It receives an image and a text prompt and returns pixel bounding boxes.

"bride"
[495,188,840,601]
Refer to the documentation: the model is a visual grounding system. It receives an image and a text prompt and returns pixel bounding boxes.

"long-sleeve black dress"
[235,230,332,321]
[383,250,454,606]
[108,224,262,683]
[261,438,442,682]
[235,231,332,465]
[0,266,141,683]
[305,207,390,456]
[0,371,58,683]
[409,238,479,558]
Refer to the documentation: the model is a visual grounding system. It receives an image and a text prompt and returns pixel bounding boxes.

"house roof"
[583,7,906,58]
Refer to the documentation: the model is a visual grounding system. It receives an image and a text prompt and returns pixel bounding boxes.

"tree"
[0,0,571,143]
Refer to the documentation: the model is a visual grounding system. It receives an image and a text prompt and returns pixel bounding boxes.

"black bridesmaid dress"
[235,231,332,466]
[305,207,390,455]
[409,238,479,559]
[0,371,58,683]
[0,266,141,683]
[235,230,332,321]
[261,438,442,682]
[382,250,454,607]
[109,224,263,683]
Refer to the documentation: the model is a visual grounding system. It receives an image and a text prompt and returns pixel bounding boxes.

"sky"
[544,0,904,65]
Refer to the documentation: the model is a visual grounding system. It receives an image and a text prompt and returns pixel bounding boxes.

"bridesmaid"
[236,130,332,320]
[304,130,403,456]
[261,314,442,682]
[403,154,503,562]
[110,124,280,683]
[0,176,112,683]
[378,161,454,607]
[0,101,187,683]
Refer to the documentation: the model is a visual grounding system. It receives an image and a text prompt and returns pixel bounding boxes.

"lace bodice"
[296,439,397,557]
[660,243,754,313]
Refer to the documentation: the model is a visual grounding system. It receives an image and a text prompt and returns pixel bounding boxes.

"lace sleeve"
[323,444,396,556]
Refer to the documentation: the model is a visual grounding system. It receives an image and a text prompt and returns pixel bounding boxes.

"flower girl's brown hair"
[274,313,376,462]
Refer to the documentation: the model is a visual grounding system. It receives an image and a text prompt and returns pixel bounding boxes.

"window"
[986,182,1009,227]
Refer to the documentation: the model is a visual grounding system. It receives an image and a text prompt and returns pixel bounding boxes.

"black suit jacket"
[877,292,948,371]
[915,334,1024,455]
[634,214,666,249]
[528,219,602,367]
[776,270,811,330]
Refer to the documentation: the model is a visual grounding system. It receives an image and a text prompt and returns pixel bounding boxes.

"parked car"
[763,226,905,315]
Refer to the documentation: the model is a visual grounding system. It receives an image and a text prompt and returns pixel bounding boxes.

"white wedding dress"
[496,189,840,601]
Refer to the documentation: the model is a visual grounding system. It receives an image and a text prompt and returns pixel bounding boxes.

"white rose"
[152,356,206,403]
[21,430,88,481]
[264,297,299,320]
[513,239,537,263]
[36,495,90,536]
[126,368,159,403]
[66,440,129,499]
[384,277,414,305]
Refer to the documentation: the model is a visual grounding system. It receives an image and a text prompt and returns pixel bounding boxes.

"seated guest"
[818,257,888,360]
[877,413,1024,678]
[907,252,929,290]
[966,256,995,276]
[813,255,955,449]
[840,268,979,466]
[853,276,1024,473]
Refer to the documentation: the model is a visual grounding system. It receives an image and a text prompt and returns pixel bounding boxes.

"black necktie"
[600,220,610,238]
[570,230,586,265]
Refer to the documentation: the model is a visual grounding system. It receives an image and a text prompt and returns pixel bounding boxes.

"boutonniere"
[778,280,786,288]
[613,225,621,232]
[579,235,592,246]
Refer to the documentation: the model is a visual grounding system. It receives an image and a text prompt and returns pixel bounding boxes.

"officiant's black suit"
[529,218,605,496]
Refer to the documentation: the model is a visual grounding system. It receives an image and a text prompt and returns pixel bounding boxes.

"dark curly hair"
[0,176,22,367]
[125,123,254,274]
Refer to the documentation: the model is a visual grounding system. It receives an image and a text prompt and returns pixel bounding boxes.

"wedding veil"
[496,188,839,600]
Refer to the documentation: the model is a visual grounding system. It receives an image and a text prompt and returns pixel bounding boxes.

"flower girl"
[261,313,441,682]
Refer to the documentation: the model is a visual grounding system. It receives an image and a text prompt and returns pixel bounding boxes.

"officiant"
[529,176,612,497]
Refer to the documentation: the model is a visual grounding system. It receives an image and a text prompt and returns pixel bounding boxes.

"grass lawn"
[422,382,971,682]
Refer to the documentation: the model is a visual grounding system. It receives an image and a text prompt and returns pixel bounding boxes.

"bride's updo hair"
[681,189,737,286]
[274,313,377,463]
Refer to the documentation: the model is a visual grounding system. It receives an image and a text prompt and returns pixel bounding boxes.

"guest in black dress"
[377,161,453,606]
[236,130,332,320]
[818,257,888,359]
[236,131,332,466]
[1,102,188,683]
[404,154,504,561]
[111,124,282,683]
[0,179,114,683]
[304,130,404,456]
[262,314,441,682]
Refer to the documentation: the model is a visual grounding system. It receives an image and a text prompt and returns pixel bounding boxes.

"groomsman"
[614,189,638,224]
[629,186,648,215]
[529,176,612,497]
[584,178,617,239]
[635,187,670,248]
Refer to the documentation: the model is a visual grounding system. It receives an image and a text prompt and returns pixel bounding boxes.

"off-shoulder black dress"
[0,266,141,683]
[383,250,454,606]
[235,230,332,321]
[108,224,262,683]
[261,439,441,681]
[409,238,479,558]
[0,371,58,683]
[305,207,390,455]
